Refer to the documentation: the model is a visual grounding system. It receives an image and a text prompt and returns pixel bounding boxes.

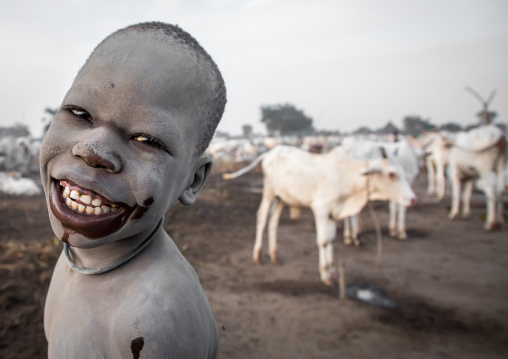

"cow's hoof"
[485,222,501,231]
[353,240,361,247]
[253,257,261,265]
[271,257,282,266]
[389,230,397,238]
[398,235,407,241]
[321,278,334,286]
[344,238,353,245]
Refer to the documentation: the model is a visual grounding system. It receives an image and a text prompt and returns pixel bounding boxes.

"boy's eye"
[132,135,170,154]
[63,106,92,122]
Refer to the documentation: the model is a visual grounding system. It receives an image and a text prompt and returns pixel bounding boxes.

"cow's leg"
[268,198,284,265]
[343,217,352,245]
[449,167,461,220]
[350,214,360,246]
[313,209,334,285]
[325,218,337,279]
[483,180,499,231]
[253,189,275,264]
[426,157,436,196]
[389,201,397,237]
[397,203,407,240]
[436,161,446,201]
[461,180,473,217]
[289,206,301,220]
[496,160,505,224]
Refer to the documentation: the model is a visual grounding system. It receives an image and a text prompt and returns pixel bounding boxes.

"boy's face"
[40,31,211,248]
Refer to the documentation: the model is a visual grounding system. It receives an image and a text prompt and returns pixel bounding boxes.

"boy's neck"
[65,220,164,274]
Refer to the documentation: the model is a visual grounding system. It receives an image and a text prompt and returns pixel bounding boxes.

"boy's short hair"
[90,21,226,157]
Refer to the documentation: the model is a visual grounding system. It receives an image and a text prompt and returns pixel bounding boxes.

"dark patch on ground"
[377,293,505,337]
[254,279,336,297]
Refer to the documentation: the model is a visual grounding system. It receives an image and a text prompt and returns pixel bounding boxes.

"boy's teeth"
[61,181,120,216]
[80,194,92,205]
[70,190,80,200]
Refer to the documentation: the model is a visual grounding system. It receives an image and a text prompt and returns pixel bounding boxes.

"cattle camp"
[1,119,507,358]
[2,2,508,357]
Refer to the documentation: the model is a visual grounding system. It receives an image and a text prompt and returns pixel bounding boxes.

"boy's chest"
[45,269,138,358]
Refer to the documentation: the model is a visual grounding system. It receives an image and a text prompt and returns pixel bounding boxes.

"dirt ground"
[1,166,508,358]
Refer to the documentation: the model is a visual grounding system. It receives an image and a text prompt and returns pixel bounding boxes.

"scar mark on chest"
[131,336,144,359]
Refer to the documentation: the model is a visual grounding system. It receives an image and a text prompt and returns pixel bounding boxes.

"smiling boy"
[40,22,226,358]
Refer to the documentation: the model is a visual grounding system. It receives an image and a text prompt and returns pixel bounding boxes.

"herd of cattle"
[0,135,41,175]
[0,135,42,195]
[218,124,507,284]
[0,125,506,283]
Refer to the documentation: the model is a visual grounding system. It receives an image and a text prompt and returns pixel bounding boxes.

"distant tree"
[439,122,462,132]
[315,129,341,136]
[260,103,313,136]
[242,124,253,139]
[353,126,372,135]
[403,116,435,137]
[0,123,30,138]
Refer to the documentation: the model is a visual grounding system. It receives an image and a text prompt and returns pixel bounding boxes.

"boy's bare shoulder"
[110,232,219,358]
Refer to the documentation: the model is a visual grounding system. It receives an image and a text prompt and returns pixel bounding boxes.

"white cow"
[342,137,425,240]
[0,171,41,195]
[223,145,416,284]
[448,125,506,230]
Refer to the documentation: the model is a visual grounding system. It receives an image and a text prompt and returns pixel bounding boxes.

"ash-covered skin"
[40,29,212,249]
[42,25,221,359]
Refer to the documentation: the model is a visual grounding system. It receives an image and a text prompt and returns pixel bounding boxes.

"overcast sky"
[1,0,507,138]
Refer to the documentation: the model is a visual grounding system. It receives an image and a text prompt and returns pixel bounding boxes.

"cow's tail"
[222,152,268,180]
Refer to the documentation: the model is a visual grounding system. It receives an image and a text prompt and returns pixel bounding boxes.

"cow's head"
[362,156,417,207]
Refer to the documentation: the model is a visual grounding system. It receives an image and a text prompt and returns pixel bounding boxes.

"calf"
[223,145,416,284]
[448,125,506,230]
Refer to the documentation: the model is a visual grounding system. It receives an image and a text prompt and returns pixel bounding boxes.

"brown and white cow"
[223,145,416,285]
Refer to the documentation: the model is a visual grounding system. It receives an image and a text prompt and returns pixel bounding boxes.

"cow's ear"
[379,147,388,159]
[179,157,213,206]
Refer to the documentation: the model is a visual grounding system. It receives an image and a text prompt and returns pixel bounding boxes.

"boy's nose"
[72,141,123,173]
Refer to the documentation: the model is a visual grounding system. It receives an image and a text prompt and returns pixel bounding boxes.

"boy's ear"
[179,157,213,206]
